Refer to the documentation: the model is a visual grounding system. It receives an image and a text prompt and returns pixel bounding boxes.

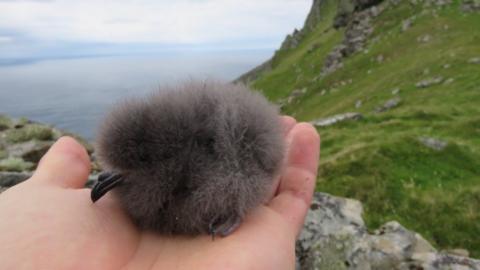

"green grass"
[250,0,480,257]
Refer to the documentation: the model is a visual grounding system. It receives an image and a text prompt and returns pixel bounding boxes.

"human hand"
[0,116,320,270]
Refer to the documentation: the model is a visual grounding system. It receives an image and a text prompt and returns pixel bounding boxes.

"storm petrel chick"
[92,81,284,237]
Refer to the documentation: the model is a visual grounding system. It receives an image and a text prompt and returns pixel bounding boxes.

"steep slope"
[242,0,480,257]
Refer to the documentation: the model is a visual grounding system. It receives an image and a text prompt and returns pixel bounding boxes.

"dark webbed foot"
[91,172,124,203]
[209,214,242,240]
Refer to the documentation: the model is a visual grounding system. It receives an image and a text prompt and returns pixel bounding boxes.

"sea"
[0,49,272,141]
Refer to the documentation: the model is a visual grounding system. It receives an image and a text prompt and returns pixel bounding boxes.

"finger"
[268,123,320,237]
[268,116,297,199]
[280,115,296,136]
[32,136,91,189]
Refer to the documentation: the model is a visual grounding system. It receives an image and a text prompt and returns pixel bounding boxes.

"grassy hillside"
[248,0,480,257]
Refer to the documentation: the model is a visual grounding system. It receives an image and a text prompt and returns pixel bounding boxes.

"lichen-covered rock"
[416,77,444,88]
[418,137,448,151]
[4,124,54,144]
[281,29,305,50]
[375,97,402,113]
[0,115,95,175]
[12,117,33,129]
[296,193,480,270]
[0,158,34,172]
[468,57,480,64]
[7,140,53,163]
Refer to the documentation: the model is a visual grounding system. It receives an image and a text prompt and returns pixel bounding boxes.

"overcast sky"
[0,0,312,59]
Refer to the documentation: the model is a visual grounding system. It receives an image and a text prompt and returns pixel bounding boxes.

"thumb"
[32,136,91,189]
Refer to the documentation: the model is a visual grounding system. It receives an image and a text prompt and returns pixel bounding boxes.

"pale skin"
[0,116,320,270]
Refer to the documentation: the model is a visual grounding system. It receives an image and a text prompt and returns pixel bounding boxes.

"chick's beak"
[91,172,124,203]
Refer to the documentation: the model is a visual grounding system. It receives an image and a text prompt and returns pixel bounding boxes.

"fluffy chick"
[95,81,284,236]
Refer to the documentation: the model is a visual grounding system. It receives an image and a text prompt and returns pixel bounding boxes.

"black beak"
[91,172,124,203]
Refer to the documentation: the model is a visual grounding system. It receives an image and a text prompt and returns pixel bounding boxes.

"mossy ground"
[251,0,480,256]
[0,115,12,131]
[5,124,54,144]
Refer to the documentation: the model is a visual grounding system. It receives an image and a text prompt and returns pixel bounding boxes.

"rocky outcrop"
[461,0,480,12]
[296,192,480,270]
[235,0,328,83]
[322,5,382,76]
[0,115,96,188]
[283,0,330,49]
[281,29,306,51]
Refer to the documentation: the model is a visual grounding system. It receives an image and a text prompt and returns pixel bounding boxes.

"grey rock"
[7,140,53,163]
[468,57,480,64]
[354,0,384,9]
[417,34,432,43]
[291,88,307,97]
[443,64,451,69]
[390,0,401,6]
[447,249,470,258]
[402,18,414,32]
[425,0,452,6]
[376,54,384,63]
[0,172,32,187]
[85,174,99,188]
[444,78,455,84]
[287,88,307,104]
[355,100,363,108]
[391,88,401,95]
[322,45,346,76]
[311,113,363,127]
[376,97,402,113]
[281,29,304,50]
[296,192,480,270]
[461,0,480,12]
[416,77,444,88]
[0,172,97,189]
[418,137,448,151]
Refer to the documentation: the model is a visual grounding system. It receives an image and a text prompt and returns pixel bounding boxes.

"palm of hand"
[0,117,319,270]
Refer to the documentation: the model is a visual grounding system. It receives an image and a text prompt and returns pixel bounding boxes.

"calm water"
[0,50,271,141]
